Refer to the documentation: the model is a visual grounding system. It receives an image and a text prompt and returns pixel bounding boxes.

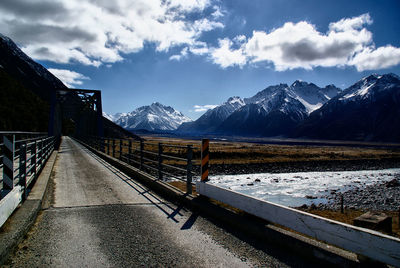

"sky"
[1,0,400,120]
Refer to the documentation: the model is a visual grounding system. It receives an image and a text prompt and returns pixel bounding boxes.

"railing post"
[31,140,37,179]
[140,140,144,170]
[158,143,163,180]
[107,138,110,155]
[201,139,209,182]
[186,145,193,195]
[2,135,15,198]
[128,140,132,165]
[119,139,123,160]
[38,139,43,169]
[112,139,116,158]
[19,143,27,200]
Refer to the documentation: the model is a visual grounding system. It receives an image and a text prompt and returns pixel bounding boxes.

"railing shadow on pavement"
[79,144,187,224]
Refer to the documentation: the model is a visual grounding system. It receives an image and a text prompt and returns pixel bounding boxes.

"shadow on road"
[80,145,187,225]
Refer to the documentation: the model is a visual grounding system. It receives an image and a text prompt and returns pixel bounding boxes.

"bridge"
[1,89,400,266]
[1,135,320,267]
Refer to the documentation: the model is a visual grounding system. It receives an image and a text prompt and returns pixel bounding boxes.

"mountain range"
[178,81,342,137]
[177,74,400,142]
[109,74,399,142]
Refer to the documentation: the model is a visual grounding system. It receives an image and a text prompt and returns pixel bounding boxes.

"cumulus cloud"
[0,0,222,66]
[350,46,400,71]
[208,13,400,71]
[209,38,247,68]
[48,68,90,87]
[193,104,218,112]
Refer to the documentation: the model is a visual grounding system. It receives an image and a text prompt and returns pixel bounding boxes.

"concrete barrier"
[197,181,400,266]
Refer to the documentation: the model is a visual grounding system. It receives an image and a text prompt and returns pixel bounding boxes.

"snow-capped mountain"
[244,81,341,115]
[178,81,341,136]
[113,102,192,131]
[294,73,400,142]
[178,96,245,134]
[103,112,127,122]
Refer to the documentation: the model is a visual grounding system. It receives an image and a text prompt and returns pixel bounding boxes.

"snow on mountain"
[103,112,127,122]
[178,81,341,136]
[203,96,246,120]
[177,96,246,134]
[338,73,400,102]
[113,102,192,131]
[294,73,400,142]
[245,81,341,115]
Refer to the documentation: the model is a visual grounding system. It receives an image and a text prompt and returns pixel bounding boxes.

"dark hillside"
[0,69,49,131]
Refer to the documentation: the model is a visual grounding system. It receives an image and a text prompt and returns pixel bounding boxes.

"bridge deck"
[5,137,317,267]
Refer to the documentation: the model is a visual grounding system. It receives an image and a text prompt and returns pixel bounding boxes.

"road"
[4,136,316,267]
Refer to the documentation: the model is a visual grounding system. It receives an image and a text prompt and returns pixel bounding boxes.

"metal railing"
[79,136,201,194]
[1,132,56,200]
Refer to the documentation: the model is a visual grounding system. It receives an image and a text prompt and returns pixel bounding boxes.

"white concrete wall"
[0,186,23,227]
[197,182,400,266]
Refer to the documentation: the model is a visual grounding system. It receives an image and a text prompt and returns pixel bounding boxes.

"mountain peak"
[291,80,309,87]
[113,103,192,131]
[226,96,245,106]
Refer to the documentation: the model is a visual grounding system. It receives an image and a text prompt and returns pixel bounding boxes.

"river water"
[208,168,400,207]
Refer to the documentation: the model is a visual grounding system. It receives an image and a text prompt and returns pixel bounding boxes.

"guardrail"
[1,132,56,227]
[79,136,201,194]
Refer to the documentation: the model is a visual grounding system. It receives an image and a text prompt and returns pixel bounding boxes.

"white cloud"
[193,104,218,112]
[48,68,90,87]
[350,46,400,71]
[0,0,222,66]
[211,5,224,19]
[209,38,247,68]
[208,13,400,71]
[328,13,372,32]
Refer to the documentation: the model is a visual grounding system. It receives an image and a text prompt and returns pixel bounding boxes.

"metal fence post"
[128,140,132,165]
[38,139,43,169]
[186,145,193,195]
[2,135,15,198]
[19,143,27,200]
[158,143,163,180]
[107,138,110,155]
[112,139,116,158]
[140,140,144,170]
[31,140,37,179]
[119,139,123,160]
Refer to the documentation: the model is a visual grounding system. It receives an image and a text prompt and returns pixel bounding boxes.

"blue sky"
[1,0,400,119]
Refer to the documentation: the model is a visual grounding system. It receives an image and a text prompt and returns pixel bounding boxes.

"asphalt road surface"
[4,136,318,267]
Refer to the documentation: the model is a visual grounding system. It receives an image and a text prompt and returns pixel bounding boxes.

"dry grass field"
[103,136,400,166]
[142,136,400,164]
